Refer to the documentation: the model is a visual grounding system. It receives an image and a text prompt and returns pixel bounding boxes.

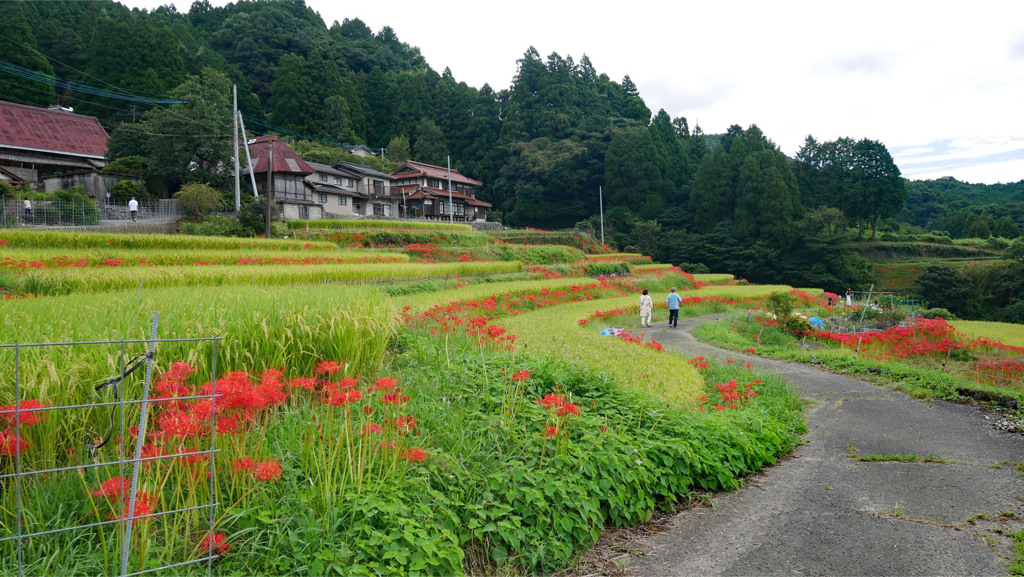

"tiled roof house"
[389,160,490,221]
[0,100,112,198]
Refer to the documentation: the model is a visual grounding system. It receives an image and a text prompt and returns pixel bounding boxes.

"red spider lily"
[91,476,132,498]
[316,360,343,376]
[0,399,46,427]
[402,448,429,462]
[199,531,231,555]
[556,402,581,417]
[537,393,566,411]
[290,377,318,390]
[360,423,383,436]
[232,458,255,473]
[394,416,417,431]
[746,348,757,354]
[688,356,709,370]
[325,389,363,407]
[373,377,398,392]
[511,370,532,382]
[578,319,590,325]
[252,460,283,482]
[105,492,158,521]
[544,426,559,438]
[3,428,34,456]
[380,392,409,404]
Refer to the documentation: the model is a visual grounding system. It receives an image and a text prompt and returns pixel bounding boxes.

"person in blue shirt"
[665,287,683,328]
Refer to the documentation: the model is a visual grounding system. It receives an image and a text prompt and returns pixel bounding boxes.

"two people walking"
[637,287,683,328]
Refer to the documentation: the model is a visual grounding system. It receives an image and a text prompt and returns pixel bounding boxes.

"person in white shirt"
[128,197,139,222]
[22,199,31,219]
[638,289,654,328]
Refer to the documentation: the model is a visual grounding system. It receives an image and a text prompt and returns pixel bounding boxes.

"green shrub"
[920,307,955,320]
[174,183,226,216]
[179,215,244,236]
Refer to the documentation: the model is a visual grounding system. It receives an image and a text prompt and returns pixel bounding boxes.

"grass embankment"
[0,247,409,268]
[0,229,336,250]
[953,320,1024,349]
[0,261,522,296]
[500,296,703,403]
[692,312,1023,403]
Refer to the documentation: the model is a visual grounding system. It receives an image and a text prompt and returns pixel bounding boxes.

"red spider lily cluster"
[696,379,760,411]
[688,356,709,370]
[403,243,487,263]
[809,318,961,360]
[969,357,1024,385]
[406,280,630,350]
[90,476,159,521]
[611,329,665,352]
[0,399,45,457]
[536,392,582,438]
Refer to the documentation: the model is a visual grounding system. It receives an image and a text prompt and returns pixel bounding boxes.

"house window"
[345,178,355,188]
[428,179,439,188]
[373,203,384,216]
[337,196,347,206]
[318,193,327,203]
[318,173,328,182]
[373,180,384,195]
[334,176,342,185]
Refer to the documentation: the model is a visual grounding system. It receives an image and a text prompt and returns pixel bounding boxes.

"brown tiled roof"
[390,160,483,187]
[247,135,313,175]
[0,100,108,159]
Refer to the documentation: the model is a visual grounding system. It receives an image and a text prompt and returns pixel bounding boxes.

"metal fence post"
[15,344,24,577]
[119,312,160,577]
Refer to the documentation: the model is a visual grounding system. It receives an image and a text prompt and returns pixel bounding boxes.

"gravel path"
[627,317,1024,576]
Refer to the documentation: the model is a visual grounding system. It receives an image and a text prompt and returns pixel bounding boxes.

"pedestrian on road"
[666,287,682,328]
[638,289,653,328]
[22,198,31,219]
[128,197,139,222]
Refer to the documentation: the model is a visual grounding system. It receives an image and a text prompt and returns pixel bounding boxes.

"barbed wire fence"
[1,313,224,577]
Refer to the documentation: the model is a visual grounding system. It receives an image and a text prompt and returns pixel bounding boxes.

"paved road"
[629,317,1024,576]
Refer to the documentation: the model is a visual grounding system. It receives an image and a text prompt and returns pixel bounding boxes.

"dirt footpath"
[627,317,1024,576]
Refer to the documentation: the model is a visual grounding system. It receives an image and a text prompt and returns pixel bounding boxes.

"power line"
[0,60,184,104]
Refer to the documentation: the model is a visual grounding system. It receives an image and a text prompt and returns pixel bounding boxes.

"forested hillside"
[2,0,1023,306]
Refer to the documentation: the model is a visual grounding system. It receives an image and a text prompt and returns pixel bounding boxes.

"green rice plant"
[0,247,409,268]
[689,284,794,299]
[632,263,673,271]
[2,261,522,296]
[398,277,612,315]
[284,218,473,232]
[0,229,337,251]
[498,295,703,403]
[586,253,652,264]
[694,273,735,284]
[952,320,1024,349]
[0,283,395,402]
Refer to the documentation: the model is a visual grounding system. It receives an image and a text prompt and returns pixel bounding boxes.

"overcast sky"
[126,0,1024,184]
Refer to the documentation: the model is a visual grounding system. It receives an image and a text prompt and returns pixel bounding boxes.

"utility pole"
[233,84,240,212]
[238,111,259,198]
[264,143,273,238]
[447,155,453,224]
[599,185,605,246]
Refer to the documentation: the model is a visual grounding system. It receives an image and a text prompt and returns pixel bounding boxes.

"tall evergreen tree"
[412,118,448,166]
[0,0,55,106]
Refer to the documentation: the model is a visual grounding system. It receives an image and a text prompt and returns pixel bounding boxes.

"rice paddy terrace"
[1,221,1021,575]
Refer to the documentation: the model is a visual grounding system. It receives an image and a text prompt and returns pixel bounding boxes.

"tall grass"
[0,230,336,250]
[0,261,522,296]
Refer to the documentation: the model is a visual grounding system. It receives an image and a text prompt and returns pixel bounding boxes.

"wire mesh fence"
[1,197,178,228]
[1,313,224,577]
